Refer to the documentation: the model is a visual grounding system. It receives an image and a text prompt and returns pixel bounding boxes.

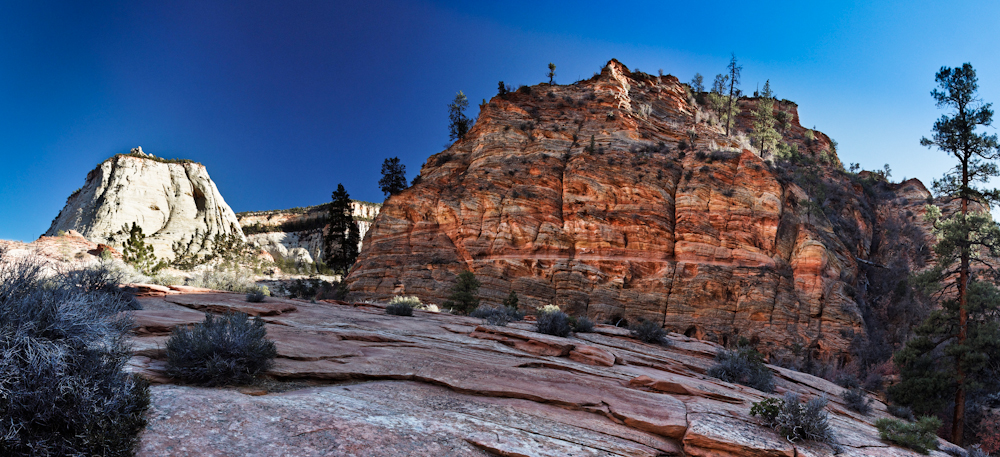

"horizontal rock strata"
[345,60,936,360]
[130,293,954,456]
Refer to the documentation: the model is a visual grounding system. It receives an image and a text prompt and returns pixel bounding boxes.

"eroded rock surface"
[131,293,949,456]
[346,60,936,360]
[45,149,244,259]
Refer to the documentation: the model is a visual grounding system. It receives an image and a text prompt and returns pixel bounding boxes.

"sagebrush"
[536,309,572,337]
[707,345,775,392]
[843,387,873,415]
[470,304,524,326]
[187,267,261,293]
[751,393,838,450]
[573,316,595,333]
[630,319,668,345]
[0,252,150,456]
[166,311,277,386]
[386,302,414,316]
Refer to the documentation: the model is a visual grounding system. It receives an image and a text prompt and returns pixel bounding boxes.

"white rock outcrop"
[46,152,244,260]
[239,202,378,265]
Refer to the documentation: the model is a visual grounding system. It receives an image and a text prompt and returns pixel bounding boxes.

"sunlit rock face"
[237,201,380,265]
[46,150,243,259]
[346,59,934,360]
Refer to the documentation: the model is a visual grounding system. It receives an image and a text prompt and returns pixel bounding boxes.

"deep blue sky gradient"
[2,0,1000,241]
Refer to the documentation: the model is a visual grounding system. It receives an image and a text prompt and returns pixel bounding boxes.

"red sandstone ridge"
[346,59,936,361]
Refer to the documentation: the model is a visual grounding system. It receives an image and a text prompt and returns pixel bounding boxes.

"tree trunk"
[952,159,970,445]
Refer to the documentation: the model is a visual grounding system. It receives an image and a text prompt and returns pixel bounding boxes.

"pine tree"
[443,270,480,314]
[378,157,407,197]
[708,73,739,131]
[503,290,519,310]
[324,184,360,275]
[725,54,742,136]
[121,222,166,275]
[750,80,781,156]
[690,73,705,93]
[448,91,474,142]
[892,63,1000,445]
[547,63,556,84]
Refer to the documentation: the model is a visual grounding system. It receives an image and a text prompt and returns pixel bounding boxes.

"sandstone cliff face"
[347,60,934,361]
[46,150,244,260]
[237,201,380,264]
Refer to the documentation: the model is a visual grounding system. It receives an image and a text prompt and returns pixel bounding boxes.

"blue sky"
[2,0,999,241]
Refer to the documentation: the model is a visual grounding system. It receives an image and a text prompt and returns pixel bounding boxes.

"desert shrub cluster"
[708,344,775,392]
[188,267,263,294]
[629,319,669,345]
[470,304,524,326]
[572,316,595,333]
[536,308,572,337]
[751,393,838,450]
[842,387,873,415]
[277,277,347,300]
[166,311,277,386]
[0,252,150,456]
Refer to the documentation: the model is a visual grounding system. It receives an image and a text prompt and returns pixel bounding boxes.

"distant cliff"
[45,148,243,259]
[237,201,380,265]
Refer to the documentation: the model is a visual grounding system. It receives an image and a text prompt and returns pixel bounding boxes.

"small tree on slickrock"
[547,63,556,84]
[121,222,166,275]
[378,157,407,197]
[324,184,360,275]
[444,270,480,314]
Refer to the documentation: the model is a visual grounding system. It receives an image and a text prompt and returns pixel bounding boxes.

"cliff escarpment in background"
[237,201,380,267]
[45,148,244,260]
[347,59,937,362]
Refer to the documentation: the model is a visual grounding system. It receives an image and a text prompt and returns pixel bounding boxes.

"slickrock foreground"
[130,293,955,456]
[346,60,936,361]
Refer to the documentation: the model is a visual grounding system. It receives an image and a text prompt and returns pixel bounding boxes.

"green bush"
[707,345,775,392]
[875,416,942,454]
[0,252,150,456]
[120,222,167,275]
[165,312,277,386]
[443,271,480,314]
[751,393,838,448]
[629,319,669,345]
[536,310,571,337]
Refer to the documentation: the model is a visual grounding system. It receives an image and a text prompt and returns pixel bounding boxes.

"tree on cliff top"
[890,63,1000,445]
[324,184,360,275]
[379,157,407,197]
[725,53,742,136]
[547,62,556,84]
[448,91,474,142]
[750,80,781,156]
